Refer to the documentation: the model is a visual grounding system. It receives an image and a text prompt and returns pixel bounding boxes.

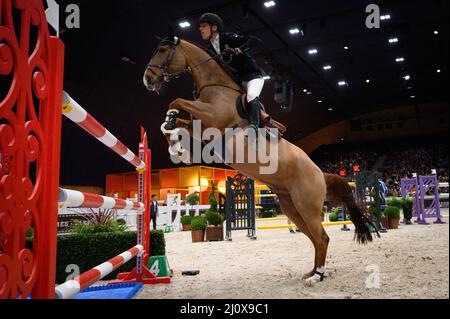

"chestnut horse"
[143,35,378,286]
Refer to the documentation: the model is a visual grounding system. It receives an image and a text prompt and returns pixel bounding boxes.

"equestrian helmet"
[199,13,224,32]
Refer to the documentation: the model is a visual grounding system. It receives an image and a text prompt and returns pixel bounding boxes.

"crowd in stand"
[311,138,449,196]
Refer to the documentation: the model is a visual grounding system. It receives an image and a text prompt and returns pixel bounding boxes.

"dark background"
[45,0,448,186]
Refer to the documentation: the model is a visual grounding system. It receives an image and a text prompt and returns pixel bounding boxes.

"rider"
[199,13,265,130]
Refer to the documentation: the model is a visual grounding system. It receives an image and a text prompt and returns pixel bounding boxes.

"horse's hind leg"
[288,189,330,286]
[278,195,322,280]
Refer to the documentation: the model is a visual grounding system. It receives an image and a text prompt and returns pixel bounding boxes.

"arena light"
[263,75,271,80]
[434,30,439,35]
[338,80,348,87]
[403,75,411,81]
[396,57,405,63]
[308,48,318,55]
[437,69,441,73]
[380,14,391,21]
[264,1,276,8]
[328,107,334,111]
[323,65,332,70]
[389,37,399,44]
[410,95,416,99]
[289,28,301,35]
[317,100,323,103]
[179,21,191,29]
[366,79,371,84]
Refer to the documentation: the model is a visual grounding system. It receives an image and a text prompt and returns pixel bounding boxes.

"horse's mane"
[180,38,242,87]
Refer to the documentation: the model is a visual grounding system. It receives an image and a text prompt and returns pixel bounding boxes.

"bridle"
[147,36,223,84]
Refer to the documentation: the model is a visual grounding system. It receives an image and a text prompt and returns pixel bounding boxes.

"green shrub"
[205,210,224,226]
[387,198,403,208]
[186,194,200,206]
[25,230,166,284]
[208,181,218,212]
[329,212,339,222]
[191,216,207,231]
[70,220,127,234]
[180,215,193,226]
[384,206,401,220]
[116,218,127,225]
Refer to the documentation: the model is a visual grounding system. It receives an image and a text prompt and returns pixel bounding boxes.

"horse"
[143,34,378,286]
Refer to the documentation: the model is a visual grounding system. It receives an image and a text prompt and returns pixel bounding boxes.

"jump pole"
[55,245,143,299]
[58,188,145,211]
[62,92,146,171]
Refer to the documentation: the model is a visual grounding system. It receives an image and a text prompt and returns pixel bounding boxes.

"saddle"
[236,94,287,135]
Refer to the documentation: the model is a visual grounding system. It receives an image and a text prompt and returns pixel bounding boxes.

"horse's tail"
[324,173,380,244]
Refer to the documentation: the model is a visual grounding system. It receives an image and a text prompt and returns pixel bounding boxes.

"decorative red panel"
[0,0,64,299]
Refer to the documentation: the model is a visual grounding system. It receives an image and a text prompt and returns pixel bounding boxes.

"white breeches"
[243,78,265,102]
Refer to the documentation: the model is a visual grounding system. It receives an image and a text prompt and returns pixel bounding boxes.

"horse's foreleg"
[167,98,214,125]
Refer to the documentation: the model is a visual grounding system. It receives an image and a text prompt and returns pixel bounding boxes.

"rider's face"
[199,23,217,40]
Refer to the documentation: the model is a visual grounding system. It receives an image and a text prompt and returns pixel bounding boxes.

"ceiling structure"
[49,0,448,186]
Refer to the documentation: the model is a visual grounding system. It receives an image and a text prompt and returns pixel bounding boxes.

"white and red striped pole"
[55,245,143,299]
[58,188,144,211]
[62,91,146,171]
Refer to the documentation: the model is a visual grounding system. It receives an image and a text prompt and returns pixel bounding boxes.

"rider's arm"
[226,33,262,54]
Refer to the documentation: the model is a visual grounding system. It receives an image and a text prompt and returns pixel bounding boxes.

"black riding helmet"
[199,13,224,32]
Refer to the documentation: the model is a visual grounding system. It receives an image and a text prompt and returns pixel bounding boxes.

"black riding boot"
[248,97,261,128]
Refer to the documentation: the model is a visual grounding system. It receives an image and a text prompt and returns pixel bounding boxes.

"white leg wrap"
[161,123,181,136]
[167,109,180,115]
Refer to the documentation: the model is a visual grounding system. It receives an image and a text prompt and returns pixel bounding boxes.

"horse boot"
[164,111,179,131]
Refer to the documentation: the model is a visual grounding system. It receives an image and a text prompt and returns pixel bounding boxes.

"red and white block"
[59,188,144,211]
[62,91,146,171]
[55,245,144,299]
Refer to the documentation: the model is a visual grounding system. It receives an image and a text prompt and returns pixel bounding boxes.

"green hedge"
[26,230,165,284]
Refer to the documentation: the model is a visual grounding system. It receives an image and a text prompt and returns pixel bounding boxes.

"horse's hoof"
[304,277,319,287]
[302,272,314,280]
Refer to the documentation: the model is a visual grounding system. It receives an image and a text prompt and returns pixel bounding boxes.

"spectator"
[150,195,159,230]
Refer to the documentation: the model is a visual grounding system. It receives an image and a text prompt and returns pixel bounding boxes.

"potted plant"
[186,193,200,215]
[190,216,207,243]
[402,198,414,224]
[203,180,225,241]
[180,215,193,231]
[384,206,401,230]
[205,210,225,242]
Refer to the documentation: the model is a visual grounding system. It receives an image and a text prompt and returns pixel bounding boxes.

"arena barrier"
[55,245,143,299]
[401,175,446,224]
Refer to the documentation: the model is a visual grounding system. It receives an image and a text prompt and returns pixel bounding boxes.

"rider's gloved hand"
[222,47,237,62]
